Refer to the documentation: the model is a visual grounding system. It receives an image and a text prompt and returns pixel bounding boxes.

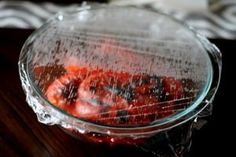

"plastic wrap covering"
[19,5,221,157]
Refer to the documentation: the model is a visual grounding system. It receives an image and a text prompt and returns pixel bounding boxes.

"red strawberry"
[162,77,184,100]
[161,77,184,113]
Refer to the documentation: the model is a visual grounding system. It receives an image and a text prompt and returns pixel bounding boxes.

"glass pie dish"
[18,5,222,157]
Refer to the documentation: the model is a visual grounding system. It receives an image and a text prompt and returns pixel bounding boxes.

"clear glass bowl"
[18,5,221,157]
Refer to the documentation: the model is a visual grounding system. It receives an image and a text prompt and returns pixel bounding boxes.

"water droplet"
[107,130,111,135]
[110,138,115,143]
[58,15,63,21]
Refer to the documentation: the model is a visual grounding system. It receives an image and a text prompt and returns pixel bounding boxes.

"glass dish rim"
[19,5,220,136]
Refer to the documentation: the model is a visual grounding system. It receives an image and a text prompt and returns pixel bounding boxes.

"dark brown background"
[0,28,234,157]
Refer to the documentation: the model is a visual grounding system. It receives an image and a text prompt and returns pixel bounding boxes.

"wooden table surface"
[0,28,233,157]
